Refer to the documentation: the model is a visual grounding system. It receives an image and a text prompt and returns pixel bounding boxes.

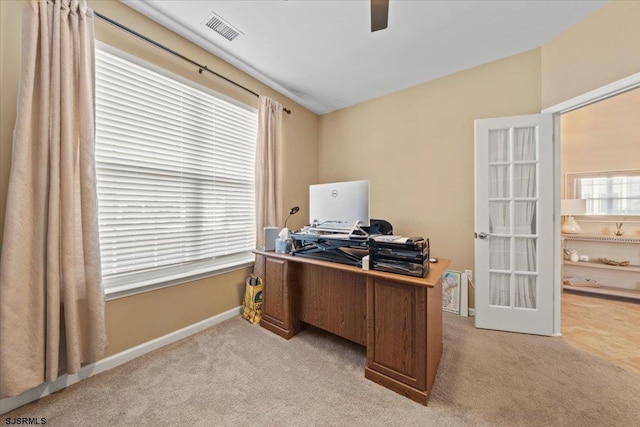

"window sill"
[104,254,255,301]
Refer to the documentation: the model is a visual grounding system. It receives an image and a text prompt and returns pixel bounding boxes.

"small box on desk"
[368,238,430,278]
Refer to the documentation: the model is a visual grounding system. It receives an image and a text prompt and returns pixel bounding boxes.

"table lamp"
[561,199,586,234]
[284,206,299,230]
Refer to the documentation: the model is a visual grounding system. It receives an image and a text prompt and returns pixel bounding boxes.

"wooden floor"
[562,290,640,374]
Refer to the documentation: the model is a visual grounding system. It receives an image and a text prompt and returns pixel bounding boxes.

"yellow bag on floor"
[242,275,263,324]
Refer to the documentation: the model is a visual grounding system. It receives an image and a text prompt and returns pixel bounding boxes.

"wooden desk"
[254,250,450,405]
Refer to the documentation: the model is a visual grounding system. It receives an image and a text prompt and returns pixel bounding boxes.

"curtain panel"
[487,127,537,309]
[0,0,106,398]
[255,96,283,250]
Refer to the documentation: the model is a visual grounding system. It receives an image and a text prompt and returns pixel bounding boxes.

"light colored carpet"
[5,313,640,426]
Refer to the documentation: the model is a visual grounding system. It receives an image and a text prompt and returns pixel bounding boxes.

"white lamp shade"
[561,199,585,234]
[561,199,586,216]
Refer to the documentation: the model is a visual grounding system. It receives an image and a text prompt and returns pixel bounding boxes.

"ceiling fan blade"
[371,0,389,32]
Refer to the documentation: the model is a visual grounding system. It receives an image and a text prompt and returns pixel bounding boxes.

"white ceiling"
[121,0,606,115]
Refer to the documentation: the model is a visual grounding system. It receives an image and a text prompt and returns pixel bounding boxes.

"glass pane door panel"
[489,166,510,198]
[515,275,536,308]
[489,201,510,234]
[514,164,536,197]
[514,127,536,161]
[514,238,536,272]
[490,273,511,307]
[489,237,510,270]
[514,201,536,234]
[489,129,510,162]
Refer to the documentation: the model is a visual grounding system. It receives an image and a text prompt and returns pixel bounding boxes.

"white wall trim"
[552,113,563,336]
[0,306,242,414]
[542,71,640,114]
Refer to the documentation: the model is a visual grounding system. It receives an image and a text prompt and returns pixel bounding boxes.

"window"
[95,45,257,296]
[566,170,640,216]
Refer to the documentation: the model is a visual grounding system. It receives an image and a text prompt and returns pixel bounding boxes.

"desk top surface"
[254,250,450,288]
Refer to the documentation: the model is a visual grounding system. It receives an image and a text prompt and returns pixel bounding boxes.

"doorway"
[542,71,640,336]
[552,84,640,373]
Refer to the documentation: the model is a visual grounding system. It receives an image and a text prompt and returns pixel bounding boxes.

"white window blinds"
[95,47,257,288]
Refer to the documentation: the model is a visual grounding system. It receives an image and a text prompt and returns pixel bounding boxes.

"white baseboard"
[0,305,242,414]
[468,308,476,317]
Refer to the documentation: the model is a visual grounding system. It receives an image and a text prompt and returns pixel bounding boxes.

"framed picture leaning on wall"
[442,270,462,315]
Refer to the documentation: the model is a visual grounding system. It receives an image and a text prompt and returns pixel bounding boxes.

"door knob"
[476,232,489,239]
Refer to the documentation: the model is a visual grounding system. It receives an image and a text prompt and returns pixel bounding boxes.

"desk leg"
[365,277,441,406]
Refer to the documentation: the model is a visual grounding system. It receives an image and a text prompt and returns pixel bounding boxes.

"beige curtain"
[0,0,106,398]
[255,96,283,249]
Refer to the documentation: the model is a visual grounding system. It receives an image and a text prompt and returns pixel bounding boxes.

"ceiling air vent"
[203,12,243,42]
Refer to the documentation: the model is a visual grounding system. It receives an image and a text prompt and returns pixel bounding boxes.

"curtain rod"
[93,10,292,115]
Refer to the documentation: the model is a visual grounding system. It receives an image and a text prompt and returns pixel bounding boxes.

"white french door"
[474,113,555,335]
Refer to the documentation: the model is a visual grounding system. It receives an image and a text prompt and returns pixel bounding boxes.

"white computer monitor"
[309,180,370,231]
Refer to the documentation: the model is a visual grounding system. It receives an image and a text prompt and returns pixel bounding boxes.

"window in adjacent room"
[94,44,257,297]
[566,170,640,216]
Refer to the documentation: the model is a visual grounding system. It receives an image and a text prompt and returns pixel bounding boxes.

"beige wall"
[0,1,19,253]
[0,0,318,357]
[319,49,543,308]
[541,1,640,108]
[561,88,640,180]
[104,267,251,356]
[561,87,640,236]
